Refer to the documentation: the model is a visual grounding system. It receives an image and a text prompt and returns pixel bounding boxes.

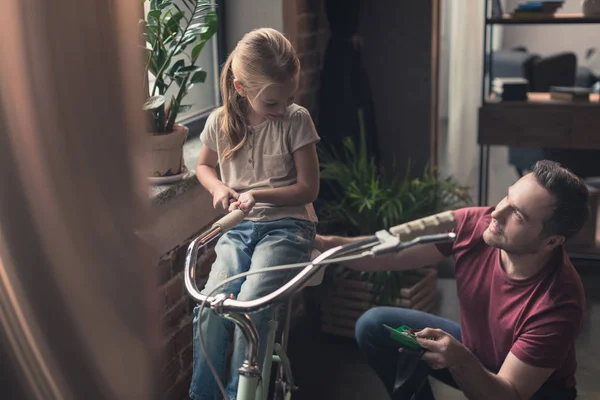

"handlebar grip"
[212,209,245,233]
[389,211,456,241]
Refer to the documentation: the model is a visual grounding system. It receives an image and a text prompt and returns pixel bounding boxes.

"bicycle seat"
[305,248,325,287]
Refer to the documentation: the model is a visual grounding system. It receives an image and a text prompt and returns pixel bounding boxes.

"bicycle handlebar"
[184,211,457,315]
[389,210,456,241]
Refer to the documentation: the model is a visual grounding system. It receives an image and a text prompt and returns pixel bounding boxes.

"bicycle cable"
[196,249,371,399]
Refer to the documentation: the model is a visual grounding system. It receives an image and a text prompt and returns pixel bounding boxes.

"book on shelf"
[493,77,529,86]
[492,77,528,101]
[550,86,592,102]
[508,0,564,18]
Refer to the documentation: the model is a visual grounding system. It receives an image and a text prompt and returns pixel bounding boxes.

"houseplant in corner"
[316,109,471,338]
[141,0,217,180]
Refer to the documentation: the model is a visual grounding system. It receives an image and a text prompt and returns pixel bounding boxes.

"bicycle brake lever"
[211,293,229,315]
[371,230,401,255]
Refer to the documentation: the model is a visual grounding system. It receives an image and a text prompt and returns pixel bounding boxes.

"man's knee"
[355,307,387,347]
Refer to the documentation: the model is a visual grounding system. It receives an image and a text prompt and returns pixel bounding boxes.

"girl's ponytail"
[219,52,248,161]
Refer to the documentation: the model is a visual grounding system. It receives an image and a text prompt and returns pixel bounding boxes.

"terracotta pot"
[583,0,600,16]
[320,267,438,339]
[147,124,189,177]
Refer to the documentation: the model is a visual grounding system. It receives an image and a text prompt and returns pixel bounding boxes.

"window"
[144,0,224,128]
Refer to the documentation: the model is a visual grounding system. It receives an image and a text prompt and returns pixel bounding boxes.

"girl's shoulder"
[282,104,316,130]
[285,103,311,121]
[206,106,225,127]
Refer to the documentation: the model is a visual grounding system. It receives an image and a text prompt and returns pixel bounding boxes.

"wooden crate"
[321,268,438,339]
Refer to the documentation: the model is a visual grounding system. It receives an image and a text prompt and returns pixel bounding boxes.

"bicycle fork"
[222,309,295,400]
[221,310,261,400]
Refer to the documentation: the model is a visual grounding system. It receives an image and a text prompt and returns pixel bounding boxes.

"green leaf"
[168,59,185,76]
[143,95,165,111]
[190,70,207,84]
[163,11,183,40]
[175,65,202,76]
[177,104,193,113]
[148,10,162,19]
[158,1,172,9]
[191,41,205,62]
[181,34,198,47]
[170,2,186,21]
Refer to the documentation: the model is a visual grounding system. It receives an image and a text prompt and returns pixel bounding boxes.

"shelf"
[484,92,600,108]
[487,13,600,25]
[478,96,600,149]
[567,238,600,260]
[568,245,600,261]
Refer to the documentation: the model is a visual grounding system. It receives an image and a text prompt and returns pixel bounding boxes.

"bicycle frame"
[184,210,456,400]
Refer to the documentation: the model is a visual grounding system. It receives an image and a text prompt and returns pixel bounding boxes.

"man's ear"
[233,79,245,97]
[546,235,565,249]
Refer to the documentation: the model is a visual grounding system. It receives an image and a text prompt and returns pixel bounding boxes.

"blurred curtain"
[317,0,379,162]
[443,0,510,204]
[0,1,160,399]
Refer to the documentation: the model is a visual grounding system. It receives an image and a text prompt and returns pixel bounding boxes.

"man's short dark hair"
[532,160,590,241]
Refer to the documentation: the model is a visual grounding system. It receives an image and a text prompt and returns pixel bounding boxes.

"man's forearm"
[318,235,445,272]
[450,352,519,400]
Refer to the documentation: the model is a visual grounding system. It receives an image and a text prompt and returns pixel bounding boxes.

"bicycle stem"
[222,310,261,377]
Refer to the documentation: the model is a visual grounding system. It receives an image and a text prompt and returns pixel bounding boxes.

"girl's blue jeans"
[189,218,316,400]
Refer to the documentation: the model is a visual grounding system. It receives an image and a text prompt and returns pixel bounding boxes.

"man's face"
[483,174,558,254]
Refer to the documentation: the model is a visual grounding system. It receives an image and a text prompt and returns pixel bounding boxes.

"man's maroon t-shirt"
[436,207,585,388]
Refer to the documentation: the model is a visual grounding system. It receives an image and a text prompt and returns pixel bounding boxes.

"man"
[315,160,588,399]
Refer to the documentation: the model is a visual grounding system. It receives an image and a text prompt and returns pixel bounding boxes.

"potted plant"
[316,109,471,338]
[141,0,218,179]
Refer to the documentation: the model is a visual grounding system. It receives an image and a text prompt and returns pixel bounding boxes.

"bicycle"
[184,209,457,400]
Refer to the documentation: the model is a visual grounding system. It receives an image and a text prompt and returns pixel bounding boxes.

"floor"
[285,264,600,400]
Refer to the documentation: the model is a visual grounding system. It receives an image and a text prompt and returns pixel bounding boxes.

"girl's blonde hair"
[219,28,300,160]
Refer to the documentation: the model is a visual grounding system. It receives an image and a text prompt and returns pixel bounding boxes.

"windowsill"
[148,136,203,206]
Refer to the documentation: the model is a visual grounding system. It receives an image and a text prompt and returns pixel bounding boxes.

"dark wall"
[359,0,437,178]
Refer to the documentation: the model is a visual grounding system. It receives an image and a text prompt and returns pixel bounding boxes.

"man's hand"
[229,191,255,213]
[416,328,472,370]
[313,234,334,253]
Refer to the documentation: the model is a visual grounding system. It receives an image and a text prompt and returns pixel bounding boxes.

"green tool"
[383,324,423,350]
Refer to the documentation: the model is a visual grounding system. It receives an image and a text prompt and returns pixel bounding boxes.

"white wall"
[224,0,284,53]
[502,0,599,62]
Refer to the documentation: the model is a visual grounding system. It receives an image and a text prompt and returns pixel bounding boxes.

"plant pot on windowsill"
[320,267,439,339]
[144,95,190,180]
[147,123,189,178]
[141,0,218,180]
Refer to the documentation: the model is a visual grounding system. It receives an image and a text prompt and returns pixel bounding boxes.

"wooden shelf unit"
[479,95,600,149]
[478,2,600,260]
[487,13,600,24]
[486,92,600,105]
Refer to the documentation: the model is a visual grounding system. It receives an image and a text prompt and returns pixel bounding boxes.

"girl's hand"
[212,185,239,212]
[229,191,256,213]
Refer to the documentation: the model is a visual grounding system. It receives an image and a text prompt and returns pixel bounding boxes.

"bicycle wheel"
[273,380,292,400]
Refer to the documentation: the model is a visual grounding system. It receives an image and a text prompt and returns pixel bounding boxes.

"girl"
[189,28,320,400]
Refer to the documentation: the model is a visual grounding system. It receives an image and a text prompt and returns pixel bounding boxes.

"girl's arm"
[196,144,239,211]
[251,142,319,206]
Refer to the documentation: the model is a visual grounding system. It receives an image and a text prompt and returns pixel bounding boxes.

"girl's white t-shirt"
[200,103,320,223]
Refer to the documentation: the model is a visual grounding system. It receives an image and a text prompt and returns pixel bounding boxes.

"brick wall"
[158,227,216,400]
[284,0,329,120]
